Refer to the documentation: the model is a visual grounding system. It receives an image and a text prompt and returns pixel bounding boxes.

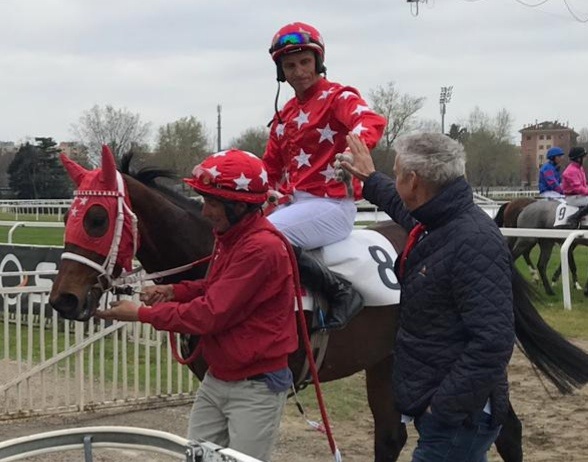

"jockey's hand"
[342,134,376,182]
[334,149,353,183]
[140,284,174,305]
[95,300,140,322]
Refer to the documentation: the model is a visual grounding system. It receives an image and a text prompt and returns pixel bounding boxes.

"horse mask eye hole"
[83,205,109,237]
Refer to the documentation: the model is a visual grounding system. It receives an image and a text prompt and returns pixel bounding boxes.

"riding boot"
[567,205,588,228]
[293,246,364,331]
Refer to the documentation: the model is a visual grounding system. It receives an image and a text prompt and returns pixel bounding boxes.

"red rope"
[274,230,340,458]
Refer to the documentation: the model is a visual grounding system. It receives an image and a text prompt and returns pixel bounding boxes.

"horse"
[494,198,539,282]
[508,199,586,296]
[49,148,588,462]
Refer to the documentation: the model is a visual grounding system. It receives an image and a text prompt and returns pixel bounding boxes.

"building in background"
[519,121,579,188]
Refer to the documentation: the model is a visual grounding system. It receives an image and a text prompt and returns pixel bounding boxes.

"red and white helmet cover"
[60,146,137,272]
[184,149,269,204]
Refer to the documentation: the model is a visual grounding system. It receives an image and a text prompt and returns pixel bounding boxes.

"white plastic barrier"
[0,426,262,461]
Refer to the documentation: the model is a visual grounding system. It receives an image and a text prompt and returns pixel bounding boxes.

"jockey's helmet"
[546,146,564,160]
[269,22,326,82]
[569,146,587,161]
[184,149,268,204]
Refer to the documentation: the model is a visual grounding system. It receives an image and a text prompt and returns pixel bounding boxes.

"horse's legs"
[494,401,523,462]
[536,239,556,296]
[365,354,407,462]
[522,250,539,285]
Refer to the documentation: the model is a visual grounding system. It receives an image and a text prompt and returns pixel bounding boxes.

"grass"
[515,245,588,338]
[0,211,64,245]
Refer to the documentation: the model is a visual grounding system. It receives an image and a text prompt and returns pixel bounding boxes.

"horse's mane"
[120,152,203,214]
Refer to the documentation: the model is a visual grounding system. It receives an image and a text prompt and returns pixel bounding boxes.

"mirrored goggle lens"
[274,32,311,50]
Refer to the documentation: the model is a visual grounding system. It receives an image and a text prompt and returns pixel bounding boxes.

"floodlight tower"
[439,86,453,135]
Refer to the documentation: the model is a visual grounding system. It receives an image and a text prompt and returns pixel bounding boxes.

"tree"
[228,127,269,157]
[461,108,520,190]
[578,127,588,143]
[8,138,72,199]
[369,81,425,151]
[152,116,209,176]
[72,105,151,166]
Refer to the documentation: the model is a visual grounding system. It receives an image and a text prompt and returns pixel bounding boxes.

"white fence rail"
[0,426,262,461]
[0,200,72,222]
[1,279,196,421]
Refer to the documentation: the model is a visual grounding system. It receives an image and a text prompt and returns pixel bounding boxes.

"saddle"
[300,225,402,315]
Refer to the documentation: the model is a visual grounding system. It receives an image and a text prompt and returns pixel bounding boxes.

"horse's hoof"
[576,283,583,290]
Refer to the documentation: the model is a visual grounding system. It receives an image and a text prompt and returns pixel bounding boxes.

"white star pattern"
[339,91,358,100]
[234,173,252,191]
[294,149,312,168]
[275,123,285,138]
[79,197,89,206]
[320,164,337,183]
[259,169,268,185]
[352,104,370,115]
[207,165,221,179]
[316,124,338,144]
[352,123,368,135]
[70,206,79,217]
[293,110,310,129]
[318,88,334,100]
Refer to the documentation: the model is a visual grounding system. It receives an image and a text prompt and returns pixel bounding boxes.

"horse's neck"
[126,177,214,278]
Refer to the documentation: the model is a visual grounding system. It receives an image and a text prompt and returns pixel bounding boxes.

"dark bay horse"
[49,150,588,462]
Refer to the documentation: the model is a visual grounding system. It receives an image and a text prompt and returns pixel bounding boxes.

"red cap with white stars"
[184,149,269,204]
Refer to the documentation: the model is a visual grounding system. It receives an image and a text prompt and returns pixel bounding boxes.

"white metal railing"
[0,282,196,421]
[0,200,72,222]
[0,426,262,461]
[500,228,588,310]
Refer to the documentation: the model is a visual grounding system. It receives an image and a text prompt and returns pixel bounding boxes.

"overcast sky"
[0,0,586,150]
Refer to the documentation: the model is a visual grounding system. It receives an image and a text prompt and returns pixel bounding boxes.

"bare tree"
[71,105,151,166]
[369,81,425,151]
[229,127,269,157]
[462,107,520,189]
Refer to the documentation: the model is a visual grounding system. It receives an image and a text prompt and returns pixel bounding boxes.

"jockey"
[97,149,298,462]
[562,146,588,227]
[264,21,387,330]
[538,147,564,198]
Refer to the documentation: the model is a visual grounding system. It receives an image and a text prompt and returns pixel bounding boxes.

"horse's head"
[49,146,139,321]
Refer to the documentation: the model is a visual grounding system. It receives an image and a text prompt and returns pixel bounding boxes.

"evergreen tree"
[8,138,73,199]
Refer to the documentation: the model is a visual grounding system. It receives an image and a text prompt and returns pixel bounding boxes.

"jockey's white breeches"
[267,191,356,250]
[539,191,564,199]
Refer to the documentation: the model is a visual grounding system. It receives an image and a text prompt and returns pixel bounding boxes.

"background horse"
[49,150,588,462]
[508,200,586,296]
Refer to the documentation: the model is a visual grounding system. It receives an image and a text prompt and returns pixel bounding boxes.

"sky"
[0,0,587,149]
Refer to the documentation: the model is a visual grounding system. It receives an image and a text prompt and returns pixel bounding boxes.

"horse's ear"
[100,145,118,189]
[60,153,88,187]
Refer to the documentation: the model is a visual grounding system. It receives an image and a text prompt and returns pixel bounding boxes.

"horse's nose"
[49,293,81,320]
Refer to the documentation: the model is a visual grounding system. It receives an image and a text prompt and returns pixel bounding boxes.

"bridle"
[61,171,211,293]
[60,171,139,291]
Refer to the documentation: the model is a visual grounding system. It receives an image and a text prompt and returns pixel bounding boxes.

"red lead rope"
[277,230,341,460]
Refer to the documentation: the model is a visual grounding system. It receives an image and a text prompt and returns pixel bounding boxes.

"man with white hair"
[340,133,515,462]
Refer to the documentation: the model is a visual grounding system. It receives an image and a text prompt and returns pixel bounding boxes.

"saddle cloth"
[554,202,588,227]
[300,228,401,311]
